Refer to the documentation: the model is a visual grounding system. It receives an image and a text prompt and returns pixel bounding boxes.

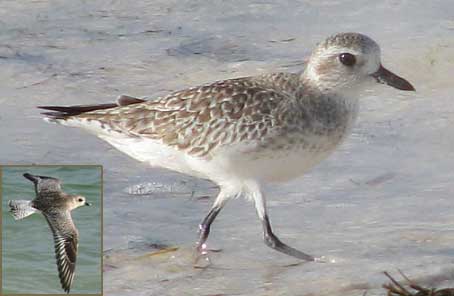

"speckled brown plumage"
[40,72,351,158]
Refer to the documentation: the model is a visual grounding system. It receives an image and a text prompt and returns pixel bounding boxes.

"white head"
[303,33,414,94]
[68,195,91,210]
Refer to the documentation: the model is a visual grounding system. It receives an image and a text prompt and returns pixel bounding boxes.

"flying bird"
[8,173,90,293]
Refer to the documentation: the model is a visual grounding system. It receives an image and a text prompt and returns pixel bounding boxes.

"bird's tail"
[8,200,38,220]
[37,95,147,138]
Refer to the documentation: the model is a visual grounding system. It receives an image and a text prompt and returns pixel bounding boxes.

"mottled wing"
[74,74,299,157]
[43,210,78,293]
[23,173,62,195]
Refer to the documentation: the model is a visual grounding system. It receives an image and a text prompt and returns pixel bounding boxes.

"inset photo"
[1,165,102,295]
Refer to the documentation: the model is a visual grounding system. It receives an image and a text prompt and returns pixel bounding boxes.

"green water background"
[2,166,102,294]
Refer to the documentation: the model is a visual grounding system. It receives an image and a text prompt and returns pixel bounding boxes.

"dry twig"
[383,270,454,296]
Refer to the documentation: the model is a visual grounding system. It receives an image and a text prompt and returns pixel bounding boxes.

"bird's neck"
[298,70,364,103]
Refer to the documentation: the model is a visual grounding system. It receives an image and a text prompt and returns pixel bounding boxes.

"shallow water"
[1,0,454,295]
[1,166,102,294]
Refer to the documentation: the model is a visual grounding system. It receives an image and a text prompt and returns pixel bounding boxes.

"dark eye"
[78,198,83,202]
[339,53,356,66]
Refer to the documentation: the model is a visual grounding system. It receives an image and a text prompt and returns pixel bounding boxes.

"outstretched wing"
[43,210,79,294]
[23,173,62,195]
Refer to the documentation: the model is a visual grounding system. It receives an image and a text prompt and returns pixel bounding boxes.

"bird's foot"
[193,242,212,268]
[313,256,328,263]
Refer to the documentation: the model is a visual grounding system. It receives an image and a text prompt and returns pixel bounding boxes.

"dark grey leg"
[195,187,233,253]
[250,181,317,261]
[193,192,230,267]
[196,204,222,252]
[262,214,315,261]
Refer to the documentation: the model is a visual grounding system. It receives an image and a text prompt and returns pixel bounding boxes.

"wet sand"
[1,1,454,295]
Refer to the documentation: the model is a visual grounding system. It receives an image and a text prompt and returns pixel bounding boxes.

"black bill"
[371,64,415,91]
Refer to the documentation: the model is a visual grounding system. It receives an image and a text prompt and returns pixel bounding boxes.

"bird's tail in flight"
[8,200,37,220]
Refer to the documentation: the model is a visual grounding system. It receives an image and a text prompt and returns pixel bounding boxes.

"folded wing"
[38,77,293,158]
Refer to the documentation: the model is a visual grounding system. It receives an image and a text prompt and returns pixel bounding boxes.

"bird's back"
[32,192,69,213]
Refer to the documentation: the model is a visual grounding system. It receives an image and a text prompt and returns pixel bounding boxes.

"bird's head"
[69,195,91,210]
[303,32,415,95]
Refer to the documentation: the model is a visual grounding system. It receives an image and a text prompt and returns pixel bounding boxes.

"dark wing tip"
[23,173,59,182]
[23,173,37,182]
[38,103,119,120]
[39,95,144,120]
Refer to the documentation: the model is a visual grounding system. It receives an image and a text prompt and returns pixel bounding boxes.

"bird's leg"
[194,190,229,266]
[261,214,315,261]
[251,184,317,261]
[196,204,222,254]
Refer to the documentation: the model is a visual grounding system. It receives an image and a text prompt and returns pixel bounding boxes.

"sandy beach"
[1,1,453,295]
